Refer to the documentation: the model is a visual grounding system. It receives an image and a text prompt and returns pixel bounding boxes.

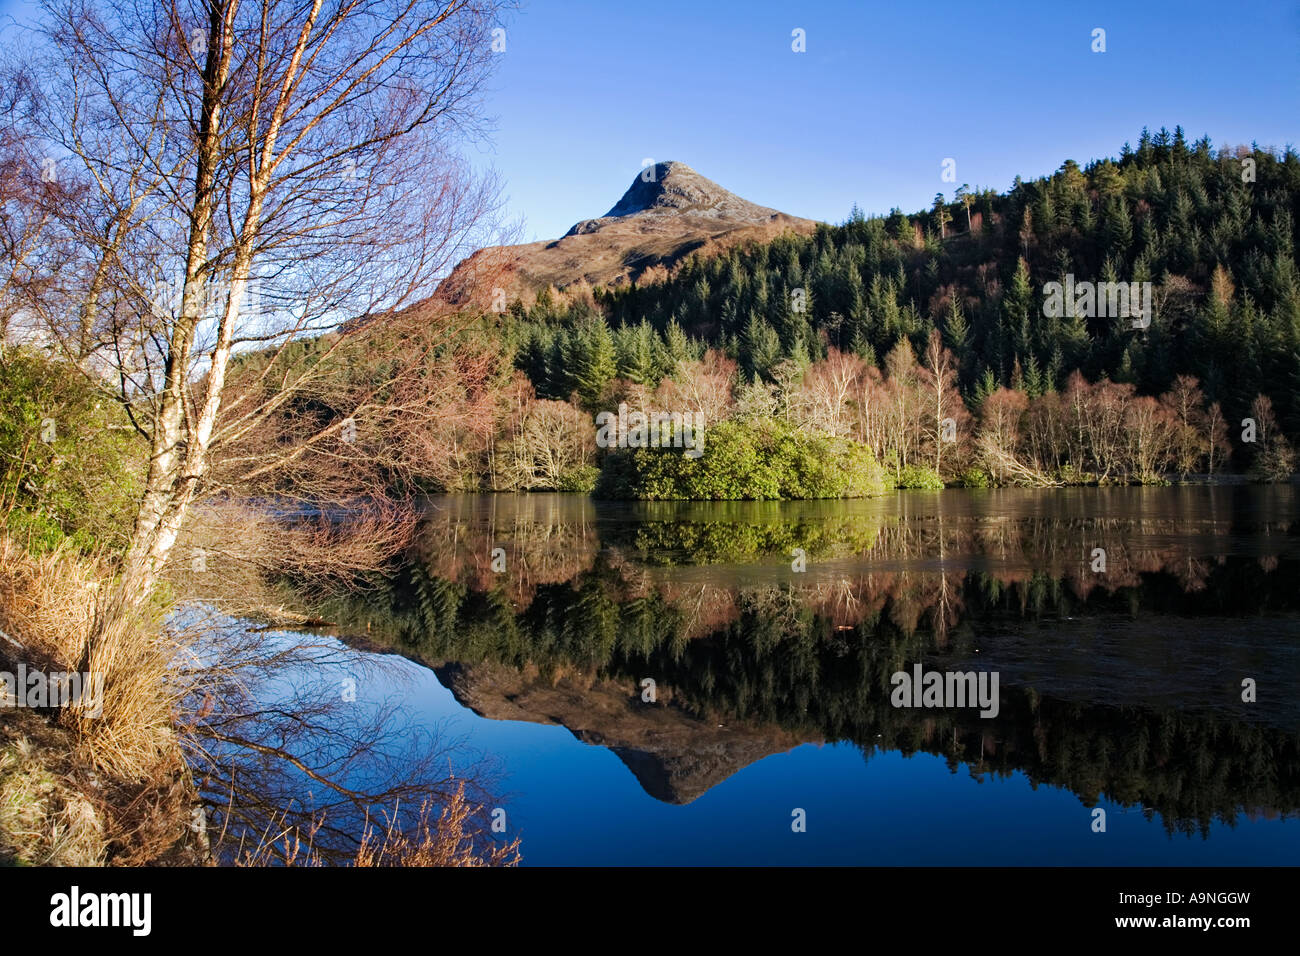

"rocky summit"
[434,162,817,306]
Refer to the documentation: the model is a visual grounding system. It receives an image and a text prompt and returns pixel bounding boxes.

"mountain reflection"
[296,488,1300,835]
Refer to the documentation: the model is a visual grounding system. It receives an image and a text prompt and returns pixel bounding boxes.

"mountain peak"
[563,162,785,236]
[435,162,818,306]
[605,162,724,216]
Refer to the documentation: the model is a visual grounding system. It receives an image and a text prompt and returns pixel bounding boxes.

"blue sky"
[6,0,1297,241]
[476,0,1300,239]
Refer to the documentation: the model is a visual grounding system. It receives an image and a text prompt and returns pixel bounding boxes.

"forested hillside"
[105,128,1298,501]
[480,128,1299,492]
[510,129,1297,417]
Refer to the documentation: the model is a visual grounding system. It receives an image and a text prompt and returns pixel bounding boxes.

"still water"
[242,487,1300,864]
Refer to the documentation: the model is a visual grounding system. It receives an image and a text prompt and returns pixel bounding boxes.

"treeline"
[221,313,1291,496]
[494,128,1300,472]
[672,335,1296,486]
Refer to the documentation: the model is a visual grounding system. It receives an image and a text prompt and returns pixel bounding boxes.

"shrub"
[895,465,945,490]
[956,467,991,488]
[555,464,600,493]
[594,419,888,500]
[1248,440,1296,484]
[0,348,142,553]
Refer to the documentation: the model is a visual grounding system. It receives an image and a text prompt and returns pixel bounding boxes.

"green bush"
[956,467,991,488]
[0,348,143,553]
[894,464,945,490]
[594,419,889,500]
[555,464,600,493]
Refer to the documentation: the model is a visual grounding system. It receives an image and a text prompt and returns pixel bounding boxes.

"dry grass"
[0,535,195,864]
[0,715,104,866]
[0,535,182,780]
[355,783,521,867]
[0,536,101,667]
[71,599,181,782]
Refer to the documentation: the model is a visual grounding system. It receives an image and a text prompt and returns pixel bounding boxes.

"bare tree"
[795,347,866,437]
[1205,400,1230,475]
[882,336,921,472]
[0,67,74,351]
[1160,374,1209,477]
[14,0,510,620]
[919,328,965,473]
[656,349,737,425]
[976,386,1029,484]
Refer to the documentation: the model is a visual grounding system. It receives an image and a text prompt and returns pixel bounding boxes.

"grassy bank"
[0,538,198,865]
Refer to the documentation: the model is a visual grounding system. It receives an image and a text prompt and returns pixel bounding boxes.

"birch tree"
[15,0,507,615]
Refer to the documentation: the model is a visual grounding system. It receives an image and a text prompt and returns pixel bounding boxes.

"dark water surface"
[269,487,1300,864]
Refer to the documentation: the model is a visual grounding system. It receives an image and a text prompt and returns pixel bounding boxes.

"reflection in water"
[295,487,1300,839]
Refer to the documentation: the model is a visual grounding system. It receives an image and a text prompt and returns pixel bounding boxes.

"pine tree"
[614,320,657,385]
[1115,343,1137,384]
[663,317,693,372]
[566,317,616,405]
[521,325,556,397]
[1102,195,1132,259]
[743,313,783,380]
[943,294,971,355]
[851,332,877,368]
[1023,352,1044,399]
[1003,258,1034,361]
[887,207,911,243]
[972,366,999,408]
[932,193,952,239]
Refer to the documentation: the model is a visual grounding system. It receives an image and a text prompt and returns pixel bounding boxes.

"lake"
[226,486,1300,865]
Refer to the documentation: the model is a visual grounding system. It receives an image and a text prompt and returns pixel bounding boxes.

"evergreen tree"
[972,366,999,407]
[615,321,657,385]
[943,294,971,356]
[743,314,783,380]
[932,193,952,239]
[1023,352,1044,398]
[663,317,693,371]
[566,317,617,405]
